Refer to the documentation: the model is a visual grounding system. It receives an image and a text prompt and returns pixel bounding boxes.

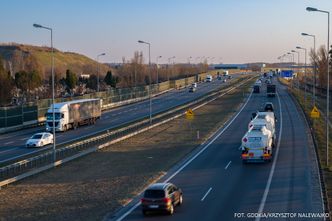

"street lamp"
[167,56,175,81]
[33,23,56,162]
[156,55,162,88]
[307,6,330,167]
[291,49,300,91]
[301,32,317,106]
[296,46,308,111]
[97,52,106,92]
[138,40,152,124]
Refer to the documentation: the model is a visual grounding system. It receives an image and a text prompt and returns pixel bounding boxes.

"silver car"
[26,132,54,148]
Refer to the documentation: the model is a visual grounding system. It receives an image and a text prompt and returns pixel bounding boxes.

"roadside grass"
[0,77,255,221]
[280,79,332,213]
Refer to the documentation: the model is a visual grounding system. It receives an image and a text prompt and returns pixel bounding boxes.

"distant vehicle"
[45,99,102,132]
[241,125,274,163]
[141,183,183,215]
[217,76,222,80]
[223,79,227,83]
[206,75,213,82]
[223,71,229,76]
[228,75,232,79]
[264,102,274,112]
[26,132,53,148]
[266,84,276,97]
[191,83,197,88]
[253,85,260,93]
[189,87,196,92]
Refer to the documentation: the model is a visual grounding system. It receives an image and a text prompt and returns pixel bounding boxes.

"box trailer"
[46,99,102,132]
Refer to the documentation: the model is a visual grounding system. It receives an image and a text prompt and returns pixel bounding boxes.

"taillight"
[243,137,248,142]
[163,198,172,204]
[141,198,146,203]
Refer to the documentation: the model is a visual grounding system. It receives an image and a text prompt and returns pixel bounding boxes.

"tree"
[104,70,119,88]
[0,57,13,105]
[87,74,98,90]
[65,69,77,90]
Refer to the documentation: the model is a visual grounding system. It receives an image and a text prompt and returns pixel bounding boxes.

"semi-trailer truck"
[241,125,274,163]
[45,99,102,132]
[266,84,276,97]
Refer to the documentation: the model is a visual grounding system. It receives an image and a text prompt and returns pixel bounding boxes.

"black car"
[264,102,274,112]
[141,183,183,215]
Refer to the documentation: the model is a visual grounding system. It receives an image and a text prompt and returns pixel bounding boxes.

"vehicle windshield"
[46,113,62,120]
[31,134,43,139]
[144,190,165,198]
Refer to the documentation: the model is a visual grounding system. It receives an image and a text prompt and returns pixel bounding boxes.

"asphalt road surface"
[0,75,240,162]
[114,78,325,221]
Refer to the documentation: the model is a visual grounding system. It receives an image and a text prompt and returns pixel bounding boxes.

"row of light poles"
[306,6,330,167]
[280,7,330,167]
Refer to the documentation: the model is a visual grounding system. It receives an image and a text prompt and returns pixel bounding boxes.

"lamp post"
[96,53,106,92]
[156,55,162,88]
[296,46,308,111]
[291,49,300,92]
[307,6,330,167]
[168,56,175,81]
[138,40,152,124]
[33,23,56,162]
[302,32,317,107]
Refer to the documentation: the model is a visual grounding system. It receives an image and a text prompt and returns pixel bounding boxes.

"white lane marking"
[0,147,21,154]
[4,141,14,145]
[201,187,213,201]
[225,161,232,170]
[255,93,283,221]
[115,90,254,221]
[20,137,28,141]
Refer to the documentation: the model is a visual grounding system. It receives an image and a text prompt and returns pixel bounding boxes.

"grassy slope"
[0,44,109,76]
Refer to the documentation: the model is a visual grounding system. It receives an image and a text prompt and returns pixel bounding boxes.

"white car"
[192,83,197,88]
[26,132,54,148]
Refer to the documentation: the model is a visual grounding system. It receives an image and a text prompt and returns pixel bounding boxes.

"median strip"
[0,76,256,221]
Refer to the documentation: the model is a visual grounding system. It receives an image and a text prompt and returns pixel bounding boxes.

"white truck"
[45,99,102,132]
[241,125,274,163]
[206,75,213,82]
[248,112,276,142]
[223,71,229,76]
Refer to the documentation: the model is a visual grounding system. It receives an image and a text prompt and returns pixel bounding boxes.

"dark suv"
[264,102,274,112]
[141,183,183,215]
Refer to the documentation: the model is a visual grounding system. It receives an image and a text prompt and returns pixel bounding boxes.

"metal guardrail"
[0,76,255,187]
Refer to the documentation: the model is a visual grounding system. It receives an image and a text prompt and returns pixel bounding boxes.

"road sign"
[185,109,194,120]
[310,106,320,118]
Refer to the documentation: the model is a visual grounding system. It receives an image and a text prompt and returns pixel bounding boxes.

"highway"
[0,75,241,162]
[114,78,325,221]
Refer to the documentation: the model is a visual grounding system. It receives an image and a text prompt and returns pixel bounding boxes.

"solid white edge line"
[225,161,232,170]
[255,93,283,221]
[201,187,213,201]
[115,90,254,221]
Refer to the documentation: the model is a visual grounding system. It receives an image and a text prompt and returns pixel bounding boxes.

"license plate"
[149,205,159,209]
[249,153,254,157]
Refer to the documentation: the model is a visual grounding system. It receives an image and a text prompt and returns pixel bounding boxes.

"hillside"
[0,43,109,79]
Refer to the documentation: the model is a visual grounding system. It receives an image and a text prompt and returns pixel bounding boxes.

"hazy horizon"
[1,0,331,64]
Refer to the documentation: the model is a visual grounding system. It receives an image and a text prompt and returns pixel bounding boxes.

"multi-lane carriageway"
[112,80,326,221]
[0,74,239,162]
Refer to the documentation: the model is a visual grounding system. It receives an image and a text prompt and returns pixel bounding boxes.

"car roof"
[147,183,172,190]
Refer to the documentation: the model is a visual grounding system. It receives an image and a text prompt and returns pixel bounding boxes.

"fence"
[0,70,233,131]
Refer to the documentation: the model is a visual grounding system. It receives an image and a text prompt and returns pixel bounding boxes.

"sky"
[0,0,331,64]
